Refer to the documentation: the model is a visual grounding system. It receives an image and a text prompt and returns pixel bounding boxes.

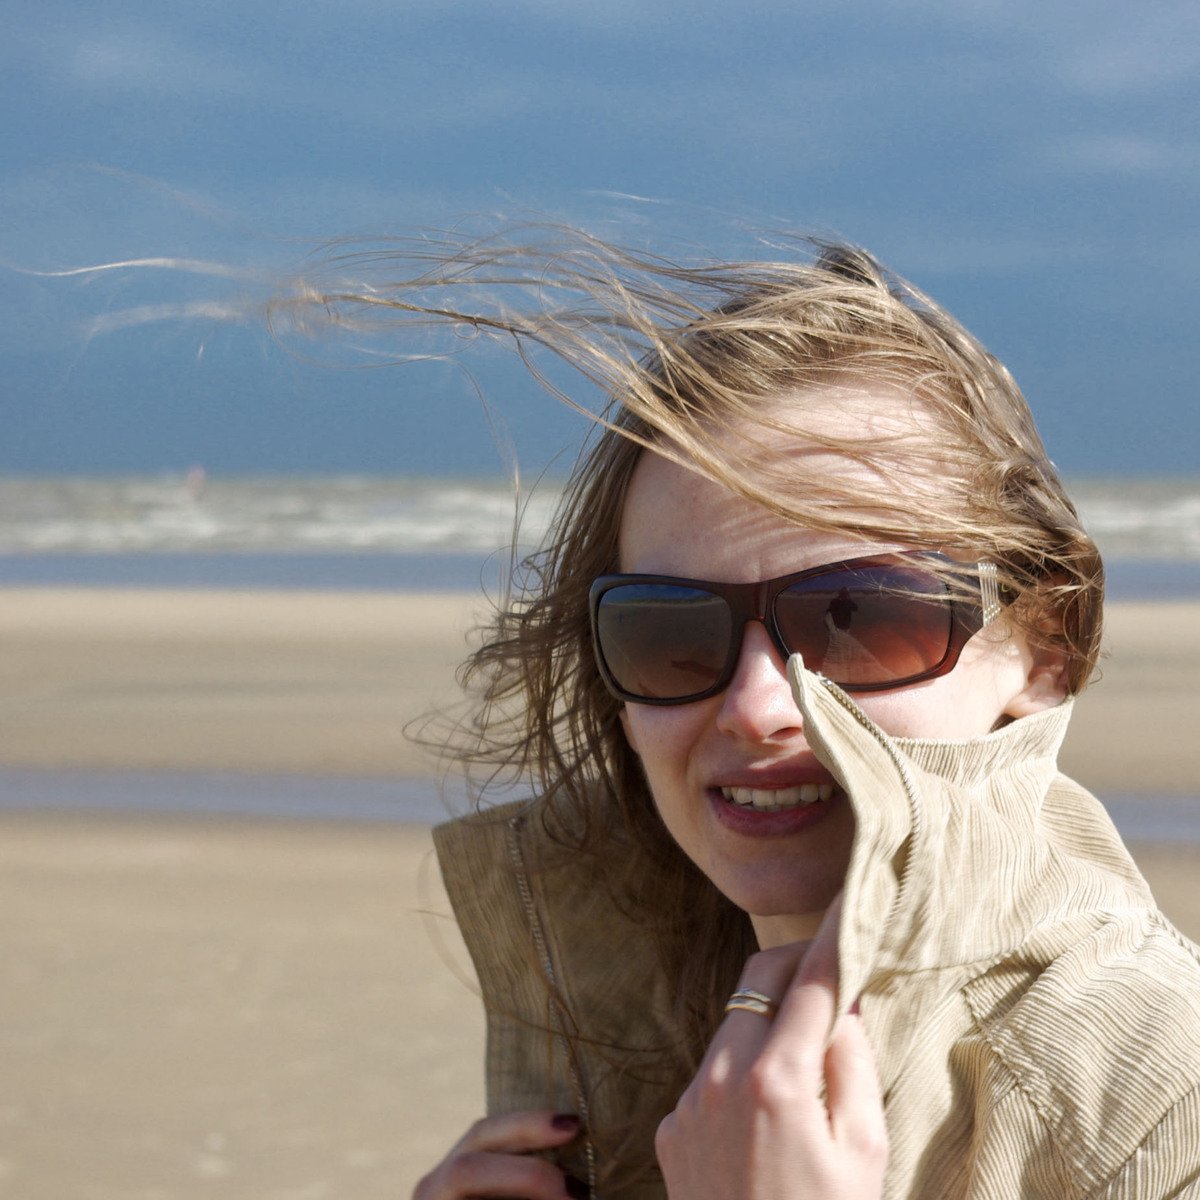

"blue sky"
[3,0,1198,476]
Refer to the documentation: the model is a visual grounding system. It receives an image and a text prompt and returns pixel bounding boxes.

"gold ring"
[724,988,778,1018]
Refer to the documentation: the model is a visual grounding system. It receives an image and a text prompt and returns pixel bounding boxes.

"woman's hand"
[413,1109,586,1200]
[655,898,887,1200]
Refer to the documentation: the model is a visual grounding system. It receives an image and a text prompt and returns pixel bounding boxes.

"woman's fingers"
[412,1110,583,1200]
[700,896,845,1089]
[693,940,808,1078]
[760,894,841,1067]
[452,1109,581,1155]
[768,895,885,1151]
[826,1013,888,1156]
[657,892,886,1198]
[417,1148,576,1200]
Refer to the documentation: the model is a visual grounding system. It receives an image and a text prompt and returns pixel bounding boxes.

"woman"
[355,237,1200,1199]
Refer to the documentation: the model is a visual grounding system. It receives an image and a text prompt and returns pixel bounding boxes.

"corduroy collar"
[788,657,1145,1033]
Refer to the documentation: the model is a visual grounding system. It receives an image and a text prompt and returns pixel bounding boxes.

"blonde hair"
[278,225,1104,1188]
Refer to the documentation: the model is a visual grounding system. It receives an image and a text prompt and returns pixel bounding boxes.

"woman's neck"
[751,910,825,950]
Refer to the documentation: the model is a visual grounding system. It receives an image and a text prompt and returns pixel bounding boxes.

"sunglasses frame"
[589,551,1003,706]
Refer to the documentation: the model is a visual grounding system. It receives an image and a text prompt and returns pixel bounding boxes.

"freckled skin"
[616,388,1065,943]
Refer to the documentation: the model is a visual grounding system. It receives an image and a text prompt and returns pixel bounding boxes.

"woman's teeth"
[719,783,834,812]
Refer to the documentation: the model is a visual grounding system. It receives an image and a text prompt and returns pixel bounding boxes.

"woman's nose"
[713,621,805,744]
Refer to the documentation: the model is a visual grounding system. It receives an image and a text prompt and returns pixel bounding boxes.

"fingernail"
[564,1173,589,1199]
[552,1113,581,1132]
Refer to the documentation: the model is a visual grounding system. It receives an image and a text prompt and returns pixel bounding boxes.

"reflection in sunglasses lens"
[597,586,731,699]
[774,567,951,686]
[597,564,957,701]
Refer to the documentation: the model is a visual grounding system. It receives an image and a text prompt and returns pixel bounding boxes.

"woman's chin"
[697,791,855,919]
[713,868,844,927]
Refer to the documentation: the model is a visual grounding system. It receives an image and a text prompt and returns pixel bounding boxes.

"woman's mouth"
[718,783,835,812]
[710,780,843,838]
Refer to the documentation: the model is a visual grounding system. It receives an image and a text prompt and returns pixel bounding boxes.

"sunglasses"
[589,551,1003,705]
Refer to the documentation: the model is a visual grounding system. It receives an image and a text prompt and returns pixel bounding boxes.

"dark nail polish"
[564,1173,590,1199]
[551,1113,581,1132]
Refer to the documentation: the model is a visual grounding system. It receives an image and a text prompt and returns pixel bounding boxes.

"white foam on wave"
[0,474,563,555]
[1,474,1198,560]
[1072,479,1200,560]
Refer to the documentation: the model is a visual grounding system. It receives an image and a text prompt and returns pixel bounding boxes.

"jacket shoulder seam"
[962,987,1090,1194]
[964,921,1200,1197]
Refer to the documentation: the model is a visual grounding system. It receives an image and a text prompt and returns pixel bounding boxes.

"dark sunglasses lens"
[596,584,733,700]
[773,565,954,687]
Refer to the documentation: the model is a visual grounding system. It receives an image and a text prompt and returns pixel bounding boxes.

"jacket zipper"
[816,674,923,947]
[507,813,598,1199]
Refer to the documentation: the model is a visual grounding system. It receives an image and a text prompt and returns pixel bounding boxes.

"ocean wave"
[0,474,561,555]
[1,473,1197,561]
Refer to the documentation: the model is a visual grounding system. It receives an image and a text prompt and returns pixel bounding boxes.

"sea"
[2,473,1200,595]
[2,472,1199,834]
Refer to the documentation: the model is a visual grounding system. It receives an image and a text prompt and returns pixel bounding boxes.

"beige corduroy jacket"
[433,659,1200,1199]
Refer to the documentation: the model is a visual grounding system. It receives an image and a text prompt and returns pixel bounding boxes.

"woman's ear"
[1003,636,1070,719]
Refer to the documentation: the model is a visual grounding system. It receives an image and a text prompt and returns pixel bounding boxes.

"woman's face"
[615,388,1065,924]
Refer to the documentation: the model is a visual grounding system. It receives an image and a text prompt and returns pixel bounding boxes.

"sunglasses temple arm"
[978,562,1002,626]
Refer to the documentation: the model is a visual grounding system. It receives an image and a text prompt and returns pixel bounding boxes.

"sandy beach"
[0,589,485,779]
[0,810,482,1199]
[1,587,1198,1197]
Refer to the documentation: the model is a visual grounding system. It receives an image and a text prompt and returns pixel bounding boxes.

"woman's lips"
[710,784,841,838]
